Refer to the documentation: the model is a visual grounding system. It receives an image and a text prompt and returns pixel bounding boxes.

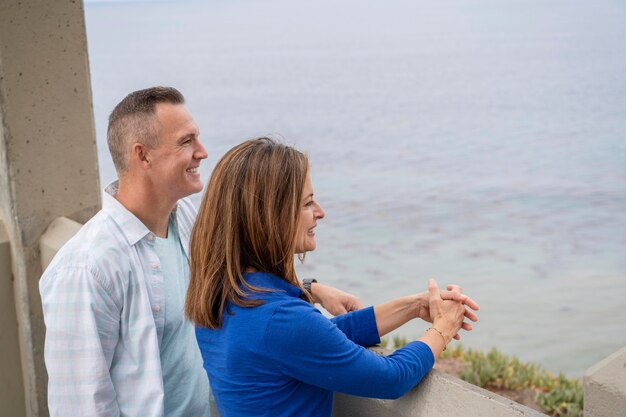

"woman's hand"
[427,279,466,344]
[310,282,364,316]
[371,279,479,339]
[417,279,469,358]
[414,284,479,339]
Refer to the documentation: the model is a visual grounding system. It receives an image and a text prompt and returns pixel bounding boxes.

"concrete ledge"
[39,216,82,270]
[333,368,545,417]
[584,346,626,417]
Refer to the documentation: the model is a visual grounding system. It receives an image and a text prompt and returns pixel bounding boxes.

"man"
[40,87,363,417]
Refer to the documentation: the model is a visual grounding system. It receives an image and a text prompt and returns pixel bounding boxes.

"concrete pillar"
[0,222,26,417]
[0,1,100,415]
[584,346,626,417]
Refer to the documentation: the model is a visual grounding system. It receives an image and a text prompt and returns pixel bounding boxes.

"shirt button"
[154,305,161,312]
[151,262,159,270]
[147,234,155,242]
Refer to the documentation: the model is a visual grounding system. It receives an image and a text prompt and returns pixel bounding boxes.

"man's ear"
[130,142,151,169]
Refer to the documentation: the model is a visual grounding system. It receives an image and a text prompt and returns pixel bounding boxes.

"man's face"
[147,103,207,201]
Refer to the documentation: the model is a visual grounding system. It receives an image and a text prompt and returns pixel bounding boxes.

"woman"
[186,137,478,417]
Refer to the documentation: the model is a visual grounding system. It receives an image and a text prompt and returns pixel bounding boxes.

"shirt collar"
[243,272,304,299]
[102,180,179,246]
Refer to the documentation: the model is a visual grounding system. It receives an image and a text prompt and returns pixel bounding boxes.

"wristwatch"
[302,278,318,294]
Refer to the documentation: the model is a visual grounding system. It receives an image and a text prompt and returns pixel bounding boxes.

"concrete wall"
[333,369,545,417]
[584,346,626,417]
[331,346,545,417]
[0,222,26,417]
[0,1,100,415]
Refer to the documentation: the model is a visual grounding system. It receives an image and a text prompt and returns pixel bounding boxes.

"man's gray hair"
[107,86,185,174]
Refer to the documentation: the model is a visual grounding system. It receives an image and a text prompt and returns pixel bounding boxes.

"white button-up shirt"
[40,182,208,417]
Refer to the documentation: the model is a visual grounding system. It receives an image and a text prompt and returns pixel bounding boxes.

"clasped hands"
[421,278,480,344]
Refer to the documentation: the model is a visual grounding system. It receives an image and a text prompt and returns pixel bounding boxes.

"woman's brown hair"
[185,137,313,329]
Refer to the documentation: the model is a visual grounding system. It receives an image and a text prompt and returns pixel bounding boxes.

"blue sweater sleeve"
[330,306,381,347]
[264,299,435,399]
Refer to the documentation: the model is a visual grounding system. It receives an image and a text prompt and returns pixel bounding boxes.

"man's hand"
[309,282,364,316]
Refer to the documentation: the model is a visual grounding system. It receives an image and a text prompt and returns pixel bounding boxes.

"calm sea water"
[85,0,626,376]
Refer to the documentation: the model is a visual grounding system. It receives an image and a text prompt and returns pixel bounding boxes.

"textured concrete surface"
[584,346,626,417]
[0,222,26,417]
[333,368,545,417]
[0,1,100,414]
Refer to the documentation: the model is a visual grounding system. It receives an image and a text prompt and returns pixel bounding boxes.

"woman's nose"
[316,205,325,219]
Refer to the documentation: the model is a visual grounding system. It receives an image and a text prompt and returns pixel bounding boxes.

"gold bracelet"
[427,327,447,351]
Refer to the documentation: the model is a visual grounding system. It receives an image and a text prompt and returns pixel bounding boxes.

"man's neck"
[115,179,177,238]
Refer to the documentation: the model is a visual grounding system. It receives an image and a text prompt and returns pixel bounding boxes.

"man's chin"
[189,181,204,193]
[177,184,203,199]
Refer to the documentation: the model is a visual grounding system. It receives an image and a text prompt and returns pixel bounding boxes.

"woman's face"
[295,174,325,254]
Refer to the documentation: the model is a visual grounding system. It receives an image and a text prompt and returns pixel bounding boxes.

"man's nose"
[195,142,208,159]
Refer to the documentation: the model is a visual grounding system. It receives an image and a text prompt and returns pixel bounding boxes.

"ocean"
[85,0,626,376]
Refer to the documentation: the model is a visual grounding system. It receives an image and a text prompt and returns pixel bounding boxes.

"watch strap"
[302,278,318,293]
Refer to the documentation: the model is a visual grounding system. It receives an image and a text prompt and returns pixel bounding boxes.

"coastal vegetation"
[381,336,583,416]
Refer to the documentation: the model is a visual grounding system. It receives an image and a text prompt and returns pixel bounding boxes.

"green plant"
[387,337,583,416]
[380,334,409,349]
[440,343,464,359]
[535,373,583,417]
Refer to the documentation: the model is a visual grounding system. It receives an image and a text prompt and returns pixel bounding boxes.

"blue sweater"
[195,272,435,417]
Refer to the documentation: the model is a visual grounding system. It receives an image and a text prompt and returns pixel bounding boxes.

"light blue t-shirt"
[154,219,210,417]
